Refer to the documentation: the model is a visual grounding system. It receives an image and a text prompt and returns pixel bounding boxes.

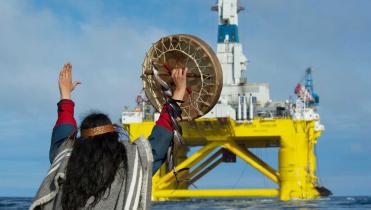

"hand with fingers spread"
[59,63,81,100]
[171,68,188,103]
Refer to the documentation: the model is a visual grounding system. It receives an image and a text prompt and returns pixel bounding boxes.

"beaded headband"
[80,124,116,138]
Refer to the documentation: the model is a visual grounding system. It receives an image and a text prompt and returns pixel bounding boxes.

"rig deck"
[124,117,322,201]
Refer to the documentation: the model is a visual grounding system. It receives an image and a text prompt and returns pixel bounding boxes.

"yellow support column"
[279,121,319,200]
[308,124,319,188]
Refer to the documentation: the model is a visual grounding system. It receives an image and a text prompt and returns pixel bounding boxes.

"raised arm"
[49,63,81,163]
[149,68,187,174]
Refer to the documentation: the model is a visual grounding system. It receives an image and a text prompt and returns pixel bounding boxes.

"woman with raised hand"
[30,63,187,210]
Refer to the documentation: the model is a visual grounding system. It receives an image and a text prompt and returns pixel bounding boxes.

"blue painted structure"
[218,24,239,43]
[305,68,320,105]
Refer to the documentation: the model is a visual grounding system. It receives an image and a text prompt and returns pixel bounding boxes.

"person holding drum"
[30,63,187,210]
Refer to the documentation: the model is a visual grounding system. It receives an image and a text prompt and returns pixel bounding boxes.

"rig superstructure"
[122,0,328,201]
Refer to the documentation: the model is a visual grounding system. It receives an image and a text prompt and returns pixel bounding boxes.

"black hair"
[61,113,127,210]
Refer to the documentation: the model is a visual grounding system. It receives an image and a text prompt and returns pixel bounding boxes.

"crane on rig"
[295,68,320,107]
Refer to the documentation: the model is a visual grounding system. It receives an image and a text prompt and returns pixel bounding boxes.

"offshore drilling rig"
[122,0,329,201]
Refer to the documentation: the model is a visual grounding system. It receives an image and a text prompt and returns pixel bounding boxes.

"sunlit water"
[1,196,370,210]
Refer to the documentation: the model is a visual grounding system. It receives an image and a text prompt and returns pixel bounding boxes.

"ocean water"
[1,196,371,210]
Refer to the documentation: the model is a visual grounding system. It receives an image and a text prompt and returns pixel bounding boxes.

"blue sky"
[0,0,370,197]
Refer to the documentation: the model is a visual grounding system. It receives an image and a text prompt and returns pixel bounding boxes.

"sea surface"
[1,196,370,210]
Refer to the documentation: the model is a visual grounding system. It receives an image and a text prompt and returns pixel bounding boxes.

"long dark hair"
[61,113,127,210]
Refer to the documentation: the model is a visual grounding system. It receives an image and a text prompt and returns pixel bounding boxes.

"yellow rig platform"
[122,0,328,201]
[124,116,322,201]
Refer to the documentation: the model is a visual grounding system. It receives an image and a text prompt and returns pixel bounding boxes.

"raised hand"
[59,63,81,100]
[171,68,188,102]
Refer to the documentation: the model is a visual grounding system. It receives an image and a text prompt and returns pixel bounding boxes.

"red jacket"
[50,99,174,174]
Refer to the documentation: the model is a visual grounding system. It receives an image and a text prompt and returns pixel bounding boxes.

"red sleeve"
[155,104,173,132]
[54,99,77,128]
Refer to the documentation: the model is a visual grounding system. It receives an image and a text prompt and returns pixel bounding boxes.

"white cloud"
[0,1,168,195]
[0,0,167,123]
